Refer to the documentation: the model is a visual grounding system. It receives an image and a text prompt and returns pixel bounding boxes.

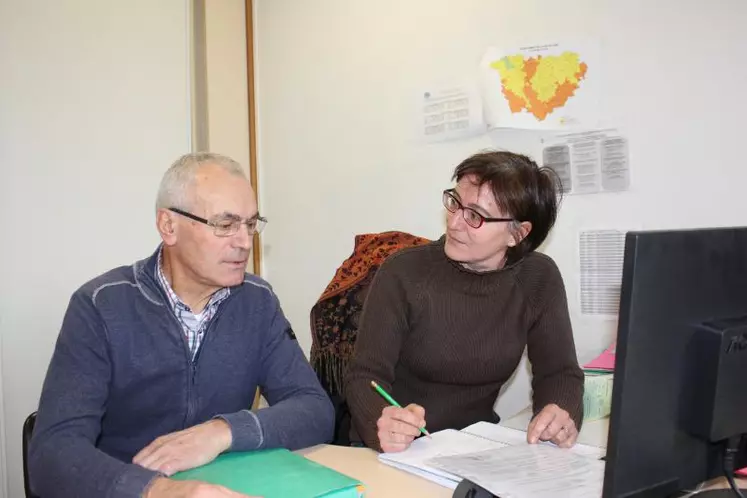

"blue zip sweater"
[29,248,334,498]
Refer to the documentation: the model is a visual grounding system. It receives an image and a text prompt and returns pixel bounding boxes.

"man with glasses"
[345,150,584,454]
[29,153,334,498]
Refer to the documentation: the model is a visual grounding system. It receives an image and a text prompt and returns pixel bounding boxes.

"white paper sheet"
[427,444,605,498]
[417,84,486,142]
[377,429,507,488]
[579,229,626,316]
[541,129,629,195]
[462,421,607,460]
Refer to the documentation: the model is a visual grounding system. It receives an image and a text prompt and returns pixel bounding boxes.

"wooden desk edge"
[299,444,452,498]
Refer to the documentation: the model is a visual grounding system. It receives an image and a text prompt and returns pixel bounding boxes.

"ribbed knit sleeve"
[344,256,411,451]
[522,255,585,429]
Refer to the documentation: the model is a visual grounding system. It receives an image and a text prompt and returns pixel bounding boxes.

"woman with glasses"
[345,150,584,453]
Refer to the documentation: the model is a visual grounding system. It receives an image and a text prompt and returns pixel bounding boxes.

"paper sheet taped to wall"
[417,84,486,142]
[579,230,626,316]
[542,129,629,195]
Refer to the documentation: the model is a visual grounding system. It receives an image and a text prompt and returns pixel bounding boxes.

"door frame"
[244,0,262,276]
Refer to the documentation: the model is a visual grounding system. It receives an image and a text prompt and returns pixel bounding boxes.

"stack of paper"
[427,443,605,498]
[583,372,614,422]
[377,429,507,489]
[462,422,606,460]
[377,423,606,491]
[583,342,616,422]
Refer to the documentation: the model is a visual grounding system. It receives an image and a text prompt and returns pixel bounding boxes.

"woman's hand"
[527,403,578,448]
[376,403,426,453]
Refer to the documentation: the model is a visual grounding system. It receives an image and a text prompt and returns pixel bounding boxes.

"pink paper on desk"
[737,467,747,477]
[583,343,616,371]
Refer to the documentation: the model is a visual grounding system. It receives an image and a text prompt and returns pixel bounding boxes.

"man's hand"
[376,403,426,453]
[134,419,232,476]
[144,477,259,498]
[527,403,578,448]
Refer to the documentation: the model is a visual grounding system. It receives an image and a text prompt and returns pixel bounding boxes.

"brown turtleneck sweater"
[344,236,584,451]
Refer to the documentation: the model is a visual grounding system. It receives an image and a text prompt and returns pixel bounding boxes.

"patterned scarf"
[309,231,431,396]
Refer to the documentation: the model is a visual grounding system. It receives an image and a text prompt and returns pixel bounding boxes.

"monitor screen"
[603,227,747,498]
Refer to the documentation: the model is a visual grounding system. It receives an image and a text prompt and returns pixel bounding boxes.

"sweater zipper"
[161,310,196,429]
[184,298,230,427]
[145,270,234,429]
[151,289,215,429]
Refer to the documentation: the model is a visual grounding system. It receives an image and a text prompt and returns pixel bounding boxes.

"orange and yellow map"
[489,51,588,121]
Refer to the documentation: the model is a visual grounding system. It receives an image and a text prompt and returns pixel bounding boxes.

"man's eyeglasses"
[442,189,514,229]
[168,207,267,237]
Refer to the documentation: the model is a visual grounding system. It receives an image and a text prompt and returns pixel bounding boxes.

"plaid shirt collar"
[155,247,230,358]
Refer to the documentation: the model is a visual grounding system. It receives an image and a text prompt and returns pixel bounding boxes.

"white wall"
[254,0,747,419]
[0,1,192,496]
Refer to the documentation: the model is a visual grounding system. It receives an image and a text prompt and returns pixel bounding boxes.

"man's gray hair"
[155,152,247,210]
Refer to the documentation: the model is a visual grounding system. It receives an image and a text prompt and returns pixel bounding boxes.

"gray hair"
[155,152,247,210]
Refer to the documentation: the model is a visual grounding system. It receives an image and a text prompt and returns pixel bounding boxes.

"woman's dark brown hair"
[452,150,562,260]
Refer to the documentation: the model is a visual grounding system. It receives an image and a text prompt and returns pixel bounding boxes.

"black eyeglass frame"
[168,207,267,237]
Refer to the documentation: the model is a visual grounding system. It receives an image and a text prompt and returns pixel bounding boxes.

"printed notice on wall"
[542,129,629,195]
[417,84,486,142]
[579,230,626,316]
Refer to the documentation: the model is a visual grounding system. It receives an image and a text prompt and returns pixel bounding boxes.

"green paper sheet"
[172,448,364,497]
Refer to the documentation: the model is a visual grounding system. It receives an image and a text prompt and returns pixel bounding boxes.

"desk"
[300,444,451,498]
[301,444,744,497]
[299,411,745,497]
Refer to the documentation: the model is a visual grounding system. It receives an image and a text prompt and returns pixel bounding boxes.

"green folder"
[171,449,364,497]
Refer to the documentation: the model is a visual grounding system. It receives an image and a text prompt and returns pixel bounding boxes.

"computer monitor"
[603,227,747,498]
